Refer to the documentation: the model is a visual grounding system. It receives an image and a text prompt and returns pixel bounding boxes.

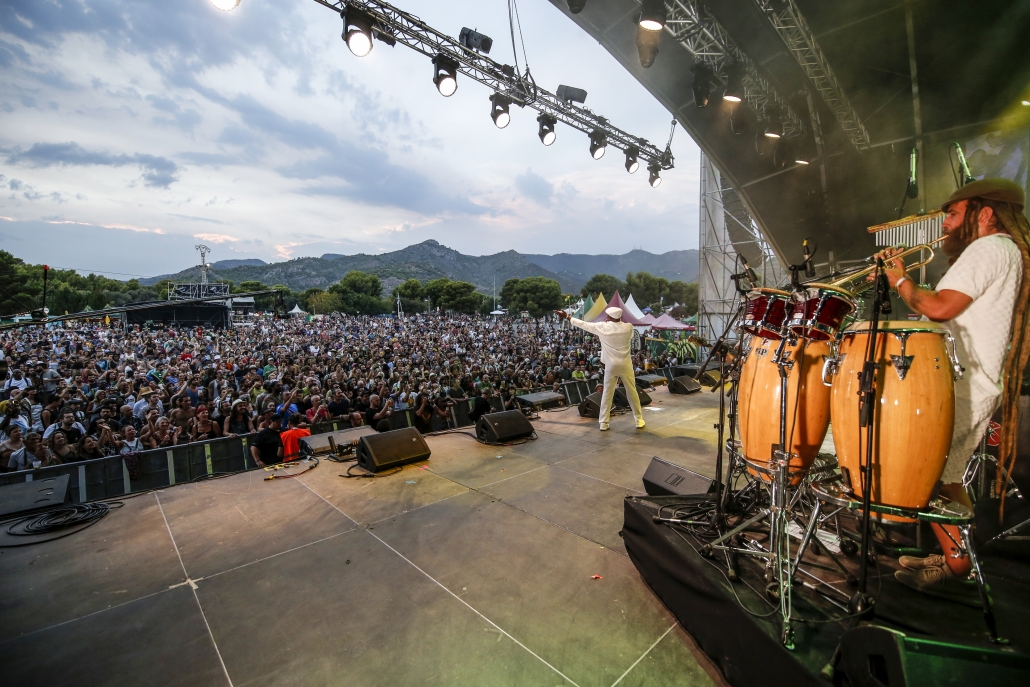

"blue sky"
[0,0,700,278]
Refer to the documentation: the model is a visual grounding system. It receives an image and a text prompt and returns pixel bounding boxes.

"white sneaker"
[599,422,610,431]
[636,418,646,429]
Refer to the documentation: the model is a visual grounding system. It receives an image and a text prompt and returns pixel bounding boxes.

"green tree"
[424,278,452,309]
[392,278,427,313]
[308,291,344,314]
[339,271,382,298]
[498,278,520,308]
[437,281,485,314]
[625,271,670,310]
[504,277,563,317]
[581,273,625,299]
[666,280,699,316]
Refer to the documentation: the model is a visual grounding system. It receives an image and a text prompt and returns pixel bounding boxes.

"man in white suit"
[555,307,645,431]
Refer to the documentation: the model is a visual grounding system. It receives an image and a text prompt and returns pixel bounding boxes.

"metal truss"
[754,0,869,149]
[169,283,230,301]
[312,0,673,169]
[665,0,803,138]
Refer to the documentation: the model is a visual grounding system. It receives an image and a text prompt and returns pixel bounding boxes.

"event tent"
[594,290,650,325]
[650,313,691,330]
[574,294,593,319]
[580,293,608,322]
[623,294,647,321]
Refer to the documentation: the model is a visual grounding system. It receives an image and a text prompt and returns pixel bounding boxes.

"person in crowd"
[250,414,283,467]
[47,430,77,463]
[279,413,310,462]
[0,424,25,467]
[468,387,493,425]
[224,399,255,437]
[7,432,46,471]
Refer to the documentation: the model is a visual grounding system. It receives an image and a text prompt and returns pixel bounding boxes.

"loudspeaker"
[618,386,651,407]
[356,427,431,473]
[300,427,371,456]
[514,391,566,411]
[642,457,715,496]
[669,375,702,394]
[578,388,652,417]
[0,474,71,518]
[839,625,1030,687]
[476,410,535,442]
[673,364,717,386]
[579,392,603,418]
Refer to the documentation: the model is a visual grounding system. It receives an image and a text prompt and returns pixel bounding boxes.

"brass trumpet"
[829,235,946,293]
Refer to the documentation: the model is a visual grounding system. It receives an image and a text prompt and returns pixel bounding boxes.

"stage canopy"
[581,293,608,321]
[595,290,651,325]
[651,313,691,331]
[623,294,648,320]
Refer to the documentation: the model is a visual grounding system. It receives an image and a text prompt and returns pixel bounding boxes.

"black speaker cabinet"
[578,388,651,417]
[669,375,702,394]
[476,410,535,443]
[619,386,651,407]
[356,427,431,473]
[642,457,715,496]
[300,427,372,456]
[672,364,717,386]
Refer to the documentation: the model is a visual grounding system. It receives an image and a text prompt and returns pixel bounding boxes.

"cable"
[0,501,122,547]
[263,456,319,480]
[340,463,403,479]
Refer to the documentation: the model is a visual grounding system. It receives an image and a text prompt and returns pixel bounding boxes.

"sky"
[0,0,701,279]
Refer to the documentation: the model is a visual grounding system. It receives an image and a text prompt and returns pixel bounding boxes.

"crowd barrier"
[0,370,679,503]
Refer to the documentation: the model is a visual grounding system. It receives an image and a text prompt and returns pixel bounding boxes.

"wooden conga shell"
[830,322,955,520]
[738,337,832,481]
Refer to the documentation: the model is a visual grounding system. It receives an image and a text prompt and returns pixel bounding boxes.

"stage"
[0,391,729,687]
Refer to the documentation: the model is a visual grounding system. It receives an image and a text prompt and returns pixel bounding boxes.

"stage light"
[635,21,661,68]
[589,130,607,160]
[793,133,816,165]
[459,27,493,54]
[729,102,749,135]
[1023,100,1030,106]
[625,146,640,174]
[648,162,662,188]
[342,8,374,57]
[432,54,458,97]
[538,113,557,146]
[556,85,588,105]
[723,64,744,102]
[490,93,511,129]
[210,0,240,10]
[567,0,587,13]
[638,0,667,31]
[690,62,713,108]
[764,109,783,138]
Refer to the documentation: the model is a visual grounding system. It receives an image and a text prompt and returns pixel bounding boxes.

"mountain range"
[142,240,699,294]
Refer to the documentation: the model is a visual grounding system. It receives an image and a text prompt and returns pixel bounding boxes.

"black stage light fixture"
[648,161,662,188]
[723,63,744,102]
[589,129,607,160]
[772,137,790,169]
[690,62,713,108]
[754,125,772,156]
[764,108,783,138]
[432,54,458,97]
[490,93,511,129]
[342,8,374,57]
[625,146,640,174]
[794,133,815,165]
[567,0,587,14]
[635,21,661,68]
[556,85,587,105]
[729,102,750,135]
[638,0,667,32]
[459,27,493,54]
[537,113,557,146]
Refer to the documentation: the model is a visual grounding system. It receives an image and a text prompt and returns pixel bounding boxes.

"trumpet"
[829,235,946,293]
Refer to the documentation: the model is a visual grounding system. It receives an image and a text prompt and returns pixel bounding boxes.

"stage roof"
[550,0,1030,273]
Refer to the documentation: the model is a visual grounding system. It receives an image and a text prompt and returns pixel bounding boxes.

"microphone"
[954,143,975,186]
[907,147,919,199]
[739,255,759,284]
[802,238,816,278]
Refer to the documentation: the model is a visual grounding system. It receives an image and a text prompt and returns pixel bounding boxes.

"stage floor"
[0,391,730,687]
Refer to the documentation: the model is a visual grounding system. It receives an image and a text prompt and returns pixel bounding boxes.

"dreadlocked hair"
[981,199,1030,513]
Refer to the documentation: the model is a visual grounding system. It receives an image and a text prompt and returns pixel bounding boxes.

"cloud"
[5,142,180,187]
[515,168,554,207]
[193,233,239,243]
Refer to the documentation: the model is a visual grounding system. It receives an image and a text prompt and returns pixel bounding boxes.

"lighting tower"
[195,244,212,285]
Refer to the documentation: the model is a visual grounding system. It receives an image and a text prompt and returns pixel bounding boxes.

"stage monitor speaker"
[0,474,71,518]
[514,391,566,411]
[578,388,651,417]
[476,410,535,443]
[669,375,702,394]
[356,427,431,473]
[839,625,1030,687]
[300,427,371,456]
[619,386,651,407]
[673,365,717,387]
[642,457,715,496]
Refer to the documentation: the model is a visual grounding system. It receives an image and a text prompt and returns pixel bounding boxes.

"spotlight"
[625,146,640,174]
[1022,100,1030,106]
[754,126,772,156]
[648,162,662,188]
[793,134,816,165]
[432,54,458,97]
[589,130,607,160]
[342,8,373,58]
[764,109,783,138]
[567,0,587,13]
[490,93,511,129]
[723,63,744,102]
[635,22,661,68]
[638,0,667,31]
[459,27,493,54]
[210,0,241,10]
[690,62,713,108]
[729,102,750,135]
[538,113,557,146]
[556,85,588,105]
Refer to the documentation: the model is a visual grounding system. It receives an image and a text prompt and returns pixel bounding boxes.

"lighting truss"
[754,0,869,149]
[312,0,674,170]
[663,0,802,138]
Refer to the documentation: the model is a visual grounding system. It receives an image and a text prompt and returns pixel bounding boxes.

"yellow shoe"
[599,422,610,431]
[636,418,646,429]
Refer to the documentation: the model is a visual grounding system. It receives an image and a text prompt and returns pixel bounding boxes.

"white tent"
[623,294,647,320]
[289,304,308,316]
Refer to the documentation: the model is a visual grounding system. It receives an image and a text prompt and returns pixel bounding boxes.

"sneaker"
[636,418,646,429]
[894,566,981,608]
[898,554,947,570]
[599,422,610,431]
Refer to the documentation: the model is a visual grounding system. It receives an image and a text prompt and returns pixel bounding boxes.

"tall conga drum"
[830,321,956,519]
[738,337,832,480]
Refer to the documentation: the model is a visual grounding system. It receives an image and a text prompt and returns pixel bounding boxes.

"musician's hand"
[553,310,569,320]
[867,247,906,288]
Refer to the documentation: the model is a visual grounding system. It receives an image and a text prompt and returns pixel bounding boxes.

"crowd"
[0,314,687,472]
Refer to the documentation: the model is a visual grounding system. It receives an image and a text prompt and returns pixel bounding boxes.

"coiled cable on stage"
[1,501,123,547]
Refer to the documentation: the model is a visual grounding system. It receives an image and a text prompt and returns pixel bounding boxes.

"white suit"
[569,317,644,425]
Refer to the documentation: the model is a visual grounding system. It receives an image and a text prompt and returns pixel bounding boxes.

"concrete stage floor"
[0,391,729,687]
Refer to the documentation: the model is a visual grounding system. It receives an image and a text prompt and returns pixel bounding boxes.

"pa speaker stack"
[355,427,431,473]
[514,391,566,411]
[577,387,652,418]
[476,410,535,443]
[669,376,702,394]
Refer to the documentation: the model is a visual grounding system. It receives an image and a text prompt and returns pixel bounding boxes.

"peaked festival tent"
[594,290,650,325]
[574,294,593,319]
[581,293,608,322]
[623,294,647,321]
[650,313,691,330]
[639,313,657,325]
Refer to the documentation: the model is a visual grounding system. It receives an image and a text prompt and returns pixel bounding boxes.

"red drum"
[788,284,856,341]
[742,288,792,340]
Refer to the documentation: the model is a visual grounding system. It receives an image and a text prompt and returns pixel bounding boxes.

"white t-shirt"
[569,318,634,367]
[935,233,1023,398]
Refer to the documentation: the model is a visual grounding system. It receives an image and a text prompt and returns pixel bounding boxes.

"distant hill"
[142,240,698,294]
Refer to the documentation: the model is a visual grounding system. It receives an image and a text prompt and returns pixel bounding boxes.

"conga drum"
[742,289,792,340]
[788,284,856,342]
[829,321,956,520]
[738,336,832,481]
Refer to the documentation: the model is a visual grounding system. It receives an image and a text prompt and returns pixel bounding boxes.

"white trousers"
[941,387,1000,485]
[598,362,644,424]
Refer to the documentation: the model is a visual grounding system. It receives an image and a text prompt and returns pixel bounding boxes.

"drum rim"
[843,320,949,334]
[799,283,856,298]
[746,287,791,298]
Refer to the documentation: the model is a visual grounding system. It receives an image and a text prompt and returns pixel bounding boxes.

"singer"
[878,178,1030,600]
